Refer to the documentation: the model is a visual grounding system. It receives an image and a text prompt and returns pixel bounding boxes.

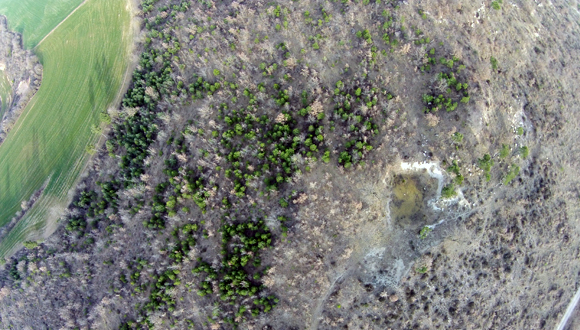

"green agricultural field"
[0,0,85,49]
[0,0,132,257]
[0,70,11,118]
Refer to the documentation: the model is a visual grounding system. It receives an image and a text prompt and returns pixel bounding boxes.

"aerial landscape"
[0,0,578,329]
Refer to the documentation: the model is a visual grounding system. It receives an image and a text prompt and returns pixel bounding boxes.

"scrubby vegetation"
[109,2,399,322]
[421,51,471,113]
[7,0,576,329]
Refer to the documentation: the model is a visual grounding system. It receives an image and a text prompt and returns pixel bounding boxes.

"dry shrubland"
[0,0,580,329]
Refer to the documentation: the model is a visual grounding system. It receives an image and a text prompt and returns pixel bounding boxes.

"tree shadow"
[87,53,115,112]
[95,54,115,100]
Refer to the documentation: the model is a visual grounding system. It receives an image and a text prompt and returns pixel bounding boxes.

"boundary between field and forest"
[0,0,137,259]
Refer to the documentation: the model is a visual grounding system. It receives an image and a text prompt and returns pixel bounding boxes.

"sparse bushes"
[419,226,432,239]
[356,29,373,44]
[23,241,38,249]
[446,160,464,185]
[452,132,463,143]
[504,164,520,185]
[478,154,494,181]
[490,56,499,70]
[520,146,529,159]
[441,183,456,198]
[500,144,510,159]
[85,144,96,155]
[141,0,160,14]
[421,56,470,113]
[416,266,428,273]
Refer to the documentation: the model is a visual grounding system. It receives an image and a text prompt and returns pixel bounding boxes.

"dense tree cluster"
[193,216,278,323]
[332,81,382,169]
[63,180,121,241]
[217,97,327,195]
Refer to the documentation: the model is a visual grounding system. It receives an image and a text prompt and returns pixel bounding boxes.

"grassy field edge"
[0,0,134,259]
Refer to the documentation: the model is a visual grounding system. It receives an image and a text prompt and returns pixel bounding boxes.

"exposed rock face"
[0,16,42,145]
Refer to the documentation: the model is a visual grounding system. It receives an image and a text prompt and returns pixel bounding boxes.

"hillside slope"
[0,0,579,329]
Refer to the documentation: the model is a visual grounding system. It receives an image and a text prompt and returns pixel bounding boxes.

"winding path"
[309,267,355,330]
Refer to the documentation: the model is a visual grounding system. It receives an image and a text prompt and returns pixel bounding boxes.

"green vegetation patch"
[477,154,494,181]
[0,0,84,49]
[441,183,457,199]
[504,164,520,185]
[419,226,432,239]
[421,52,470,113]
